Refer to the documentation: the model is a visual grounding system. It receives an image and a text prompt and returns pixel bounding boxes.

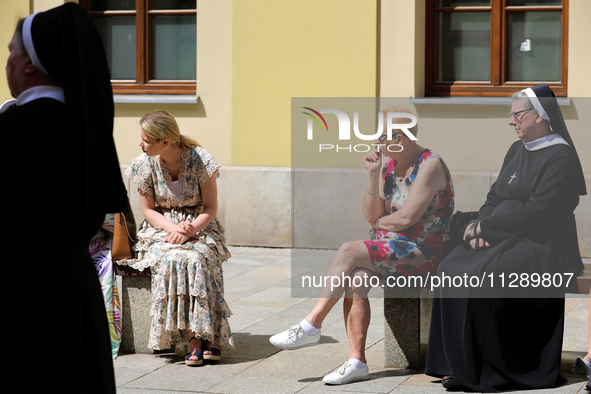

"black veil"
[26,3,128,213]
[525,83,586,196]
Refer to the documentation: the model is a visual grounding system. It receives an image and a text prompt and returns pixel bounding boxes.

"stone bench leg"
[120,275,154,354]
[383,287,433,368]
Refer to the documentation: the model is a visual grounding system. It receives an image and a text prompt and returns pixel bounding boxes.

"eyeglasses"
[509,108,533,121]
[377,133,403,144]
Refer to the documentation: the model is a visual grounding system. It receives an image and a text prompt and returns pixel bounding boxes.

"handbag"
[112,205,137,261]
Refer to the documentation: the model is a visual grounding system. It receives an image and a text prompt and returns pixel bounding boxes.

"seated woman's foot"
[322,360,370,385]
[442,375,463,390]
[573,356,590,376]
[185,350,203,366]
[204,345,222,361]
[269,323,320,350]
[185,336,204,366]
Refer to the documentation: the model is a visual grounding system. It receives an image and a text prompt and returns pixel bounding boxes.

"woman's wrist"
[189,214,213,235]
[366,175,380,196]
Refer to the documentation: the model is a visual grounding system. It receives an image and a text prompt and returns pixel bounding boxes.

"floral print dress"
[121,147,234,351]
[363,149,454,278]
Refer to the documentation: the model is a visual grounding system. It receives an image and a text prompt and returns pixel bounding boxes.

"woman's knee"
[336,241,367,267]
[348,268,375,298]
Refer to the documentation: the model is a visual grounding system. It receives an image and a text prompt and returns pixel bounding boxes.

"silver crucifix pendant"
[509,171,517,184]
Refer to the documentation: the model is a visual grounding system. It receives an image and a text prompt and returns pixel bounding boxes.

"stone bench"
[115,264,194,356]
[383,211,473,368]
[383,285,433,368]
[115,265,153,354]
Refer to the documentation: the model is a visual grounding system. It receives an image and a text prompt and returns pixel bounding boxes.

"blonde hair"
[139,110,200,149]
[381,106,419,137]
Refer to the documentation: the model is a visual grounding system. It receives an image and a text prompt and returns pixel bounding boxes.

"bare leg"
[343,268,376,364]
[305,241,383,329]
[188,334,203,361]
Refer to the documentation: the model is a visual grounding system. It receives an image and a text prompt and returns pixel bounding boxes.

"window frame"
[425,0,568,97]
[80,0,197,95]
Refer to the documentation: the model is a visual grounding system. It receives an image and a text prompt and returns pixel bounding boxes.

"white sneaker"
[269,324,320,350]
[322,360,370,385]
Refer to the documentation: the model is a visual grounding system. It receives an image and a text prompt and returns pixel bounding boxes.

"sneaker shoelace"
[287,324,303,339]
[338,361,351,375]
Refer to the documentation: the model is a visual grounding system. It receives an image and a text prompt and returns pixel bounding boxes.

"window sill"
[410,96,572,106]
[113,94,199,104]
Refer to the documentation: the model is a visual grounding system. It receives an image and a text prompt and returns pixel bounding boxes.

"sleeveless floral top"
[364,149,454,277]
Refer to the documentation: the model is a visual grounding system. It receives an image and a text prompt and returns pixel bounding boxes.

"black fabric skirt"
[12,213,116,393]
[425,240,566,392]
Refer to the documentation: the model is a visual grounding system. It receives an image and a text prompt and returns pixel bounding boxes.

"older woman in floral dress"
[121,110,233,366]
[270,107,454,384]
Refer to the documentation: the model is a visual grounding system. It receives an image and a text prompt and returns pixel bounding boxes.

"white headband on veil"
[521,88,550,122]
[22,13,50,75]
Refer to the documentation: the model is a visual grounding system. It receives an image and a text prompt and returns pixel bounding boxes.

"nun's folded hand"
[470,236,490,250]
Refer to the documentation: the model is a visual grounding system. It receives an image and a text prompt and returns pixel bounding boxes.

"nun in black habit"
[1,3,127,393]
[425,83,586,392]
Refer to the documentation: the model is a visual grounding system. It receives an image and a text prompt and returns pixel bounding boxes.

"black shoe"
[573,356,590,376]
[442,375,463,390]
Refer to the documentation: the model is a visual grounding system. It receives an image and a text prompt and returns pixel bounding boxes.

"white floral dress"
[121,147,233,351]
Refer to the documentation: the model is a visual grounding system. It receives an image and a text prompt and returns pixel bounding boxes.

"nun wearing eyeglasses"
[1,3,127,393]
[425,84,587,392]
[270,107,454,384]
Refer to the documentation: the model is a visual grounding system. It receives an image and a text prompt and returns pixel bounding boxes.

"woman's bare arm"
[376,158,447,232]
[362,149,385,223]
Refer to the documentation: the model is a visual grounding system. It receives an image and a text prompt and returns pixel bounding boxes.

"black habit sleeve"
[479,147,577,243]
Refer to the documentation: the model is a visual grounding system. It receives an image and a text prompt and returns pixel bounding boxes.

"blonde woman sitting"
[123,110,233,365]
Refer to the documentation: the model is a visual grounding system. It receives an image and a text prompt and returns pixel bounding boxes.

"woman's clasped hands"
[165,220,197,244]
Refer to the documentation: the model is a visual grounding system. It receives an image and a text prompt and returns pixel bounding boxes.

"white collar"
[17,85,65,106]
[523,133,570,151]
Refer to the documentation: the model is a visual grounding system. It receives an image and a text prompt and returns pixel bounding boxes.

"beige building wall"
[231,0,378,167]
[568,0,591,97]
